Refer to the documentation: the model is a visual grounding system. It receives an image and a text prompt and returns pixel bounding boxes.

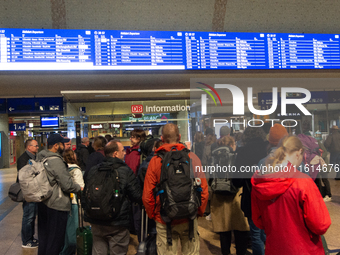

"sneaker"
[22,242,38,248]
[323,195,332,202]
[33,239,39,245]
[205,214,212,221]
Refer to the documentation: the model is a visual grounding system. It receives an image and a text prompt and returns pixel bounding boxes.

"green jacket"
[37,150,80,211]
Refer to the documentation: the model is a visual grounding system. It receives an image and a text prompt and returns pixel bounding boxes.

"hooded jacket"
[125,144,141,175]
[142,143,209,225]
[251,162,331,255]
[37,150,81,211]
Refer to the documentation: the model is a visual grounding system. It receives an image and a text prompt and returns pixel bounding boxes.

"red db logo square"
[131,105,143,113]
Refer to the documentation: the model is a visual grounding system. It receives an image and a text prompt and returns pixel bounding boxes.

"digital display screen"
[40,116,59,128]
[0,28,339,70]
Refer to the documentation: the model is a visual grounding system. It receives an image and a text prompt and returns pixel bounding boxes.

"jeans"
[248,218,266,255]
[21,201,37,245]
[330,152,340,178]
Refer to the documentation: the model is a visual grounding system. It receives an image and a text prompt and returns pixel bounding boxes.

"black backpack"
[139,135,159,162]
[83,161,122,222]
[210,146,238,195]
[155,147,201,245]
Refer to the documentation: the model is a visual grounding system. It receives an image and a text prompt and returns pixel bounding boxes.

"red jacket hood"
[251,162,300,201]
[155,143,187,153]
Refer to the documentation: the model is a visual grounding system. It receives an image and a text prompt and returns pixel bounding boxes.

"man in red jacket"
[143,123,209,255]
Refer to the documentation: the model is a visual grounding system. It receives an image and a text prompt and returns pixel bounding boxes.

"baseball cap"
[47,134,70,146]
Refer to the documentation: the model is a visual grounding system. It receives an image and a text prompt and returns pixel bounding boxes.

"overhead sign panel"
[7,97,63,114]
[0,28,340,70]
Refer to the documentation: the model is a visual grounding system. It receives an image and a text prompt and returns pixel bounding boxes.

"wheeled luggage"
[136,208,157,255]
[77,198,93,255]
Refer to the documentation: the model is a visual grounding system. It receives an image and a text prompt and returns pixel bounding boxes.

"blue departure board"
[0,28,339,70]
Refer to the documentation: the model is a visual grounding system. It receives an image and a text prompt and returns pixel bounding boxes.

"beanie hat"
[220,126,231,137]
[268,124,288,146]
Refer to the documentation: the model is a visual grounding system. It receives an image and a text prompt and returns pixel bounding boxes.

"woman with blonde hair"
[251,136,331,254]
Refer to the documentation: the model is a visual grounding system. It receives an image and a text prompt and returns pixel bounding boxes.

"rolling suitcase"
[136,208,157,255]
[77,197,93,255]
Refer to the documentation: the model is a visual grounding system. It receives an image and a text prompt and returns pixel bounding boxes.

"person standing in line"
[252,136,331,255]
[64,137,72,150]
[76,137,90,173]
[36,134,81,255]
[125,129,146,242]
[233,127,268,255]
[17,139,40,248]
[85,141,142,255]
[193,131,205,160]
[125,129,146,176]
[60,149,85,255]
[210,136,249,255]
[143,123,209,255]
[301,120,332,202]
[324,125,340,180]
[84,136,107,180]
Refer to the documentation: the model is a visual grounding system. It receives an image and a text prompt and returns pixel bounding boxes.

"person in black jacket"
[17,139,39,248]
[85,140,142,255]
[76,137,90,172]
[233,127,268,255]
[84,136,107,181]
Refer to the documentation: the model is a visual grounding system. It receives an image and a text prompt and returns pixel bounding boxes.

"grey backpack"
[18,156,58,202]
[210,146,238,195]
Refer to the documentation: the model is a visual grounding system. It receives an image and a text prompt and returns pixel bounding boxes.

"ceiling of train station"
[2,70,340,103]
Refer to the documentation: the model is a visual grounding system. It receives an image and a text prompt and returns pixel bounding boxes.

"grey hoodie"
[37,149,80,211]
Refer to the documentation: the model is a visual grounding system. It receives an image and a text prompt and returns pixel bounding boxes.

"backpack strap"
[166,222,173,246]
[189,219,194,241]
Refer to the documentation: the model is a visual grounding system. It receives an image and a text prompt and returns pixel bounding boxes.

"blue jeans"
[248,218,266,255]
[330,152,340,178]
[22,201,37,245]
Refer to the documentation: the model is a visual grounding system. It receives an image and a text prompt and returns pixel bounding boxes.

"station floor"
[0,166,339,255]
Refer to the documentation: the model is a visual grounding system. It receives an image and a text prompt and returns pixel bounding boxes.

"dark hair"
[242,127,266,145]
[205,134,216,146]
[105,134,113,142]
[154,139,163,150]
[194,132,204,143]
[63,149,78,164]
[25,139,35,149]
[93,136,107,151]
[104,141,119,157]
[130,129,146,143]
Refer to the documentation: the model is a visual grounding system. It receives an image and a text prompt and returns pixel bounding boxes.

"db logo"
[131,105,143,113]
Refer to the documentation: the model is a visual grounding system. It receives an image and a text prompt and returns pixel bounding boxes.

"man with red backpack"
[143,124,209,255]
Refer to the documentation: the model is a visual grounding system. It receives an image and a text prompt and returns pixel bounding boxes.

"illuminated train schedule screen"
[0,28,339,70]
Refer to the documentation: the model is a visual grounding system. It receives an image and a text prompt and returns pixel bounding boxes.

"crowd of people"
[14,120,336,255]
